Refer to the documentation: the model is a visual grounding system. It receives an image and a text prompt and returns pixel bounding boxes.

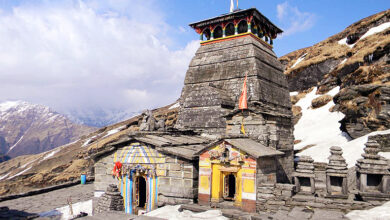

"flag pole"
[239,72,247,135]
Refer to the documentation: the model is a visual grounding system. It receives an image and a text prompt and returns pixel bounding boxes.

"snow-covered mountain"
[65,108,140,127]
[0,101,95,159]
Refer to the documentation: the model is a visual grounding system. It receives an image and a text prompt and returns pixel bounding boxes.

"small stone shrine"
[326,146,348,198]
[95,184,124,213]
[293,156,315,194]
[356,140,390,201]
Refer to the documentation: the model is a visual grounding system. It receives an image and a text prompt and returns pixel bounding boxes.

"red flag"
[239,73,248,110]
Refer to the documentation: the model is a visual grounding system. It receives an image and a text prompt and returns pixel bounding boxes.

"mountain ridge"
[0,100,95,159]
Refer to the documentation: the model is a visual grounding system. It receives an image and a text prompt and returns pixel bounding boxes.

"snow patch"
[291,53,307,68]
[0,101,22,112]
[299,129,390,167]
[340,58,347,65]
[94,191,105,197]
[7,167,31,180]
[0,173,10,181]
[361,22,390,40]
[43,148,60,160]
[21,157,39,169]
[169,102,180,109]
[295,85,390,166]
[294,87,350,158]
[338,22,390,49]
[346,201,390,220]
[290,91,298,96]
[102,125,126,138]
[146,205,227,220]
[82,138,94,147]
[338,37,354,48]
[40,200,93,220]
[7,135,24,153]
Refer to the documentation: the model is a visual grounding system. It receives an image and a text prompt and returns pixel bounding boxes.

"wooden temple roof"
[189,8,283,35]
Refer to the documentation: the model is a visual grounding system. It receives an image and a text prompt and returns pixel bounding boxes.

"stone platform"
[180,203,346,220]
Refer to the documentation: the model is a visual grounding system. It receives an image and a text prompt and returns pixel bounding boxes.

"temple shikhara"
[92,6,390,217]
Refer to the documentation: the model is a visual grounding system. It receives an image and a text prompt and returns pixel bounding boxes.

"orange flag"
[239,73,248,110]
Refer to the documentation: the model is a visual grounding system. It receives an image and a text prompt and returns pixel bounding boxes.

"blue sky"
[153,0,390,56]
[0,0,388,123]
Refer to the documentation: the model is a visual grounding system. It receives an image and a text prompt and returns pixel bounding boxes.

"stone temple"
[92,7,390,216]
[176,8,294,183]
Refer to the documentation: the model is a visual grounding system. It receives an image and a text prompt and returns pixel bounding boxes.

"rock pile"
[95,184,124,213]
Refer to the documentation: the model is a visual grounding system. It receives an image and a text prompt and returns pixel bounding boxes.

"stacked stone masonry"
[176,36,294,183]
[94,145,198,207]
[95,184,124,213]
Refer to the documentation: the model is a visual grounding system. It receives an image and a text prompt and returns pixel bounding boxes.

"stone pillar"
[292,156,315,195]
[247,22,251,33]
[222,28,226,38]
[326,146,348,198]
[234,25,238,35]
[210,31,214,40]
[356,140,390,201]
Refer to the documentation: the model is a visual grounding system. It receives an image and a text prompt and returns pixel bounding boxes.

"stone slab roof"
[196,137,284,158]
[224,138,284,158]
[104,132,213,161]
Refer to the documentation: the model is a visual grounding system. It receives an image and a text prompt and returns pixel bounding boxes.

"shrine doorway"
[134,176,147,210]
[224,173,237,200]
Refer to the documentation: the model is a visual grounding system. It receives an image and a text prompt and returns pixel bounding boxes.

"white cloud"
[276,2,316,37]
[0,0,199,123]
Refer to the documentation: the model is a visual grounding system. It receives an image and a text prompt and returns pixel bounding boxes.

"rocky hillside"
[0,103,178,196]
[0,101,95,158]
[280,9,390,139]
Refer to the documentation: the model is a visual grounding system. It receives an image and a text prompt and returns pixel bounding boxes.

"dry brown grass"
[281,9,390,76]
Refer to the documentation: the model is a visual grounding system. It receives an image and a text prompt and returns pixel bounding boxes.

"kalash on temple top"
[189,6,283,48]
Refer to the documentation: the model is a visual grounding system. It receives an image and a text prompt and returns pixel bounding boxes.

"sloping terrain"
[0,103,179,196]
[281,9,390,139]
[0,101,95,158]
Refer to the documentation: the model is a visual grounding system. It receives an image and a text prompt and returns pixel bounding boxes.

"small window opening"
[298,177,311,192]
[237,20,248,34]
[330,176,343,194]
[366,174,383,191]
[213,26,223,39]
[203,29,211,40]
[225,23,234,36]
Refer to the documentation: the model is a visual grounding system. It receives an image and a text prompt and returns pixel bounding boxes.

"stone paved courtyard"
[0,183,348,219]
[0,183,94,214]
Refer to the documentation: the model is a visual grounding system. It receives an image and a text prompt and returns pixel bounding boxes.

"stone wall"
[226,112,294,183]
[176,36,292,133]
[157,156,198,205]
[94,148,198,207]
